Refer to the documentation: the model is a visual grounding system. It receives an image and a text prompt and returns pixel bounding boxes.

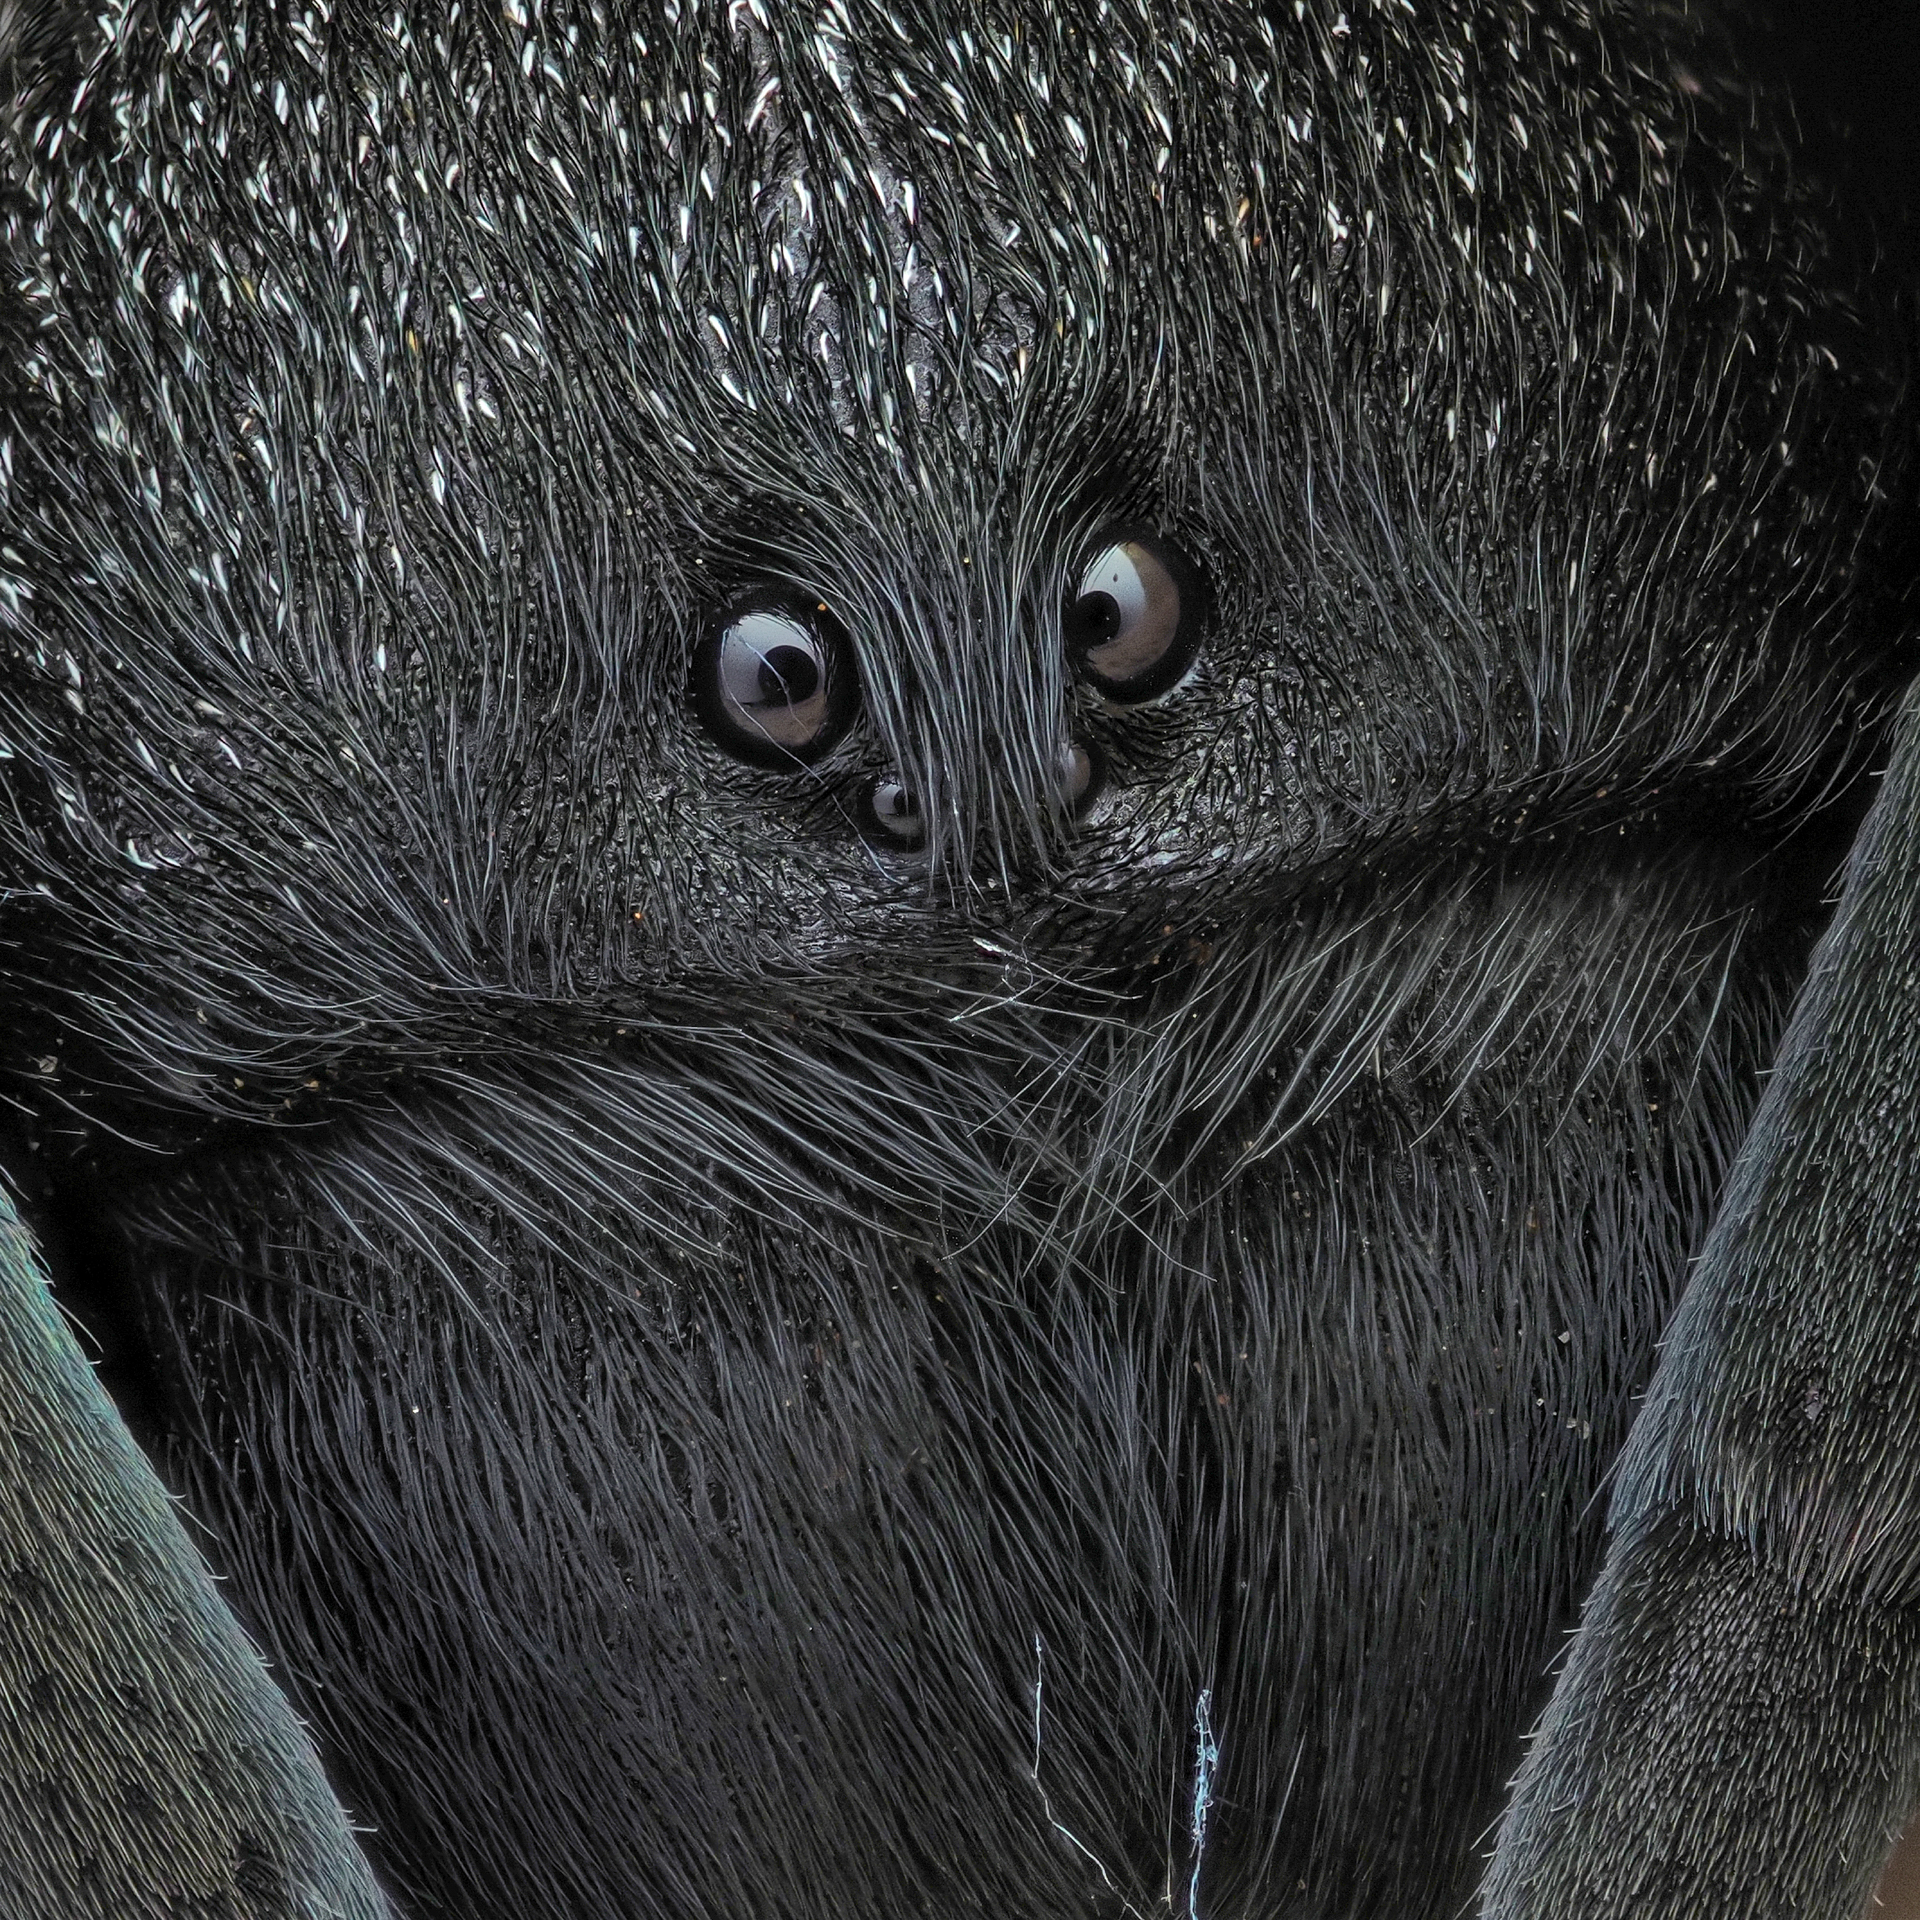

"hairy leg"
[1485,1513,1920,1918]
[0,1193,390,1920]
[1487,675,1920,1916]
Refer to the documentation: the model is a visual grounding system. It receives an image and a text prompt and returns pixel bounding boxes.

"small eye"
[692,592,858,767]
[1065,532,1199,701]
[859,775,926,850]
[1060,740,1104,816]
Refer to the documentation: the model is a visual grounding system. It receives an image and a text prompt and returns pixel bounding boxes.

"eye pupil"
[758,644,820,706]
[1067,589,1123,649]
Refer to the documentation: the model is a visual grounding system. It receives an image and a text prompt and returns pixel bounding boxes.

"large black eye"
[1065,532,1199,701]
[692,592,858,767]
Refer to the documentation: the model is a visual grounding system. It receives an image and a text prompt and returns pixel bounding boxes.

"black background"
[1746,0,1920,286]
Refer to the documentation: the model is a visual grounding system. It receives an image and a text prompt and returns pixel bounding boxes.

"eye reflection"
[692,593,857,767]
[1066,533,1199,701]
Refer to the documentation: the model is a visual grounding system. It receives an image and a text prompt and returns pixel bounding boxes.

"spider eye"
[693,593,857,766]
[1061,740,1103,815]
[859,775,926,850]
[1065,532,1199,701]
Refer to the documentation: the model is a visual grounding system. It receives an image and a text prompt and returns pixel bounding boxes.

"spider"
[1,2,1918,1916]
